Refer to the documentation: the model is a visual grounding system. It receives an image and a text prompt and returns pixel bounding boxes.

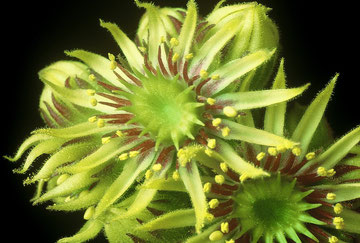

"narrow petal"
[174,0,197,59]
[302,126,360,172]
[202,49,274,96]
[34,170,98,204]
[142,178,186,192]
[65,49,128,90]
[216,83,309,110]
[311,183,360,203]
[264,58,287,136]
[57,219,103,243]
[210,119,297,148]
[59,137,144,174]
[139,209,196,231]
[14,138,66,174]
[100,20,144,72]
[291,74,338,158]
[216,139,269,178]
[4,133,51,162]
[179,160,207,233]
[93,150,156,218]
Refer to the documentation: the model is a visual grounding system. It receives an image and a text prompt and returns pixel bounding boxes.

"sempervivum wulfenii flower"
[5,1,359,243]
[141,60,360,242]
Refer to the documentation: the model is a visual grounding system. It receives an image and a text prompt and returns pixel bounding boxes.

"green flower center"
[126,72,204,150]
[233,174,323,242]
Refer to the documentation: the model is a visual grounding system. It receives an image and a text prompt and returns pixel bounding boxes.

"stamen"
[90,97,98,106]
[86,89,96,96]
[200,69,208,79]
[211,74,220,80]
[145,169,153,180]
[220,221,229,233]
[215,175,225,185]
[317,167,328,177]
[326,193,336,200]
[333,203,343,214]
[195,77,211,95]
[306,152,316,160]
[221,127,230,137]
[129,150,140,158]
[88,116,97,123]
[256,152,266,161]
[333,217,345,229]
[157,45,169,76]
[212,118,222,127]
[207,98,216,105]
[292,146,302,156]
[172,170,180,181]
[89,74,96,81]
[116,63,142,86]
[152,163,162,172]
[209,231,223,241]
[170,37,179,47]
[268,147,278,156]
[220,162,228,173]
[118,153,129,161]
[209,199,220,209]
[223,106,237,118]
[203,182,212,193]
[97,118,105,128]
[329,236,339,243]
[207,139,216,149]
[101,136,111,144]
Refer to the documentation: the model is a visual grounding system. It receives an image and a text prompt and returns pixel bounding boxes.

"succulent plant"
[5,1,359,242]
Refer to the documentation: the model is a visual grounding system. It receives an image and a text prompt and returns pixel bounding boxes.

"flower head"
[5,1,359,243]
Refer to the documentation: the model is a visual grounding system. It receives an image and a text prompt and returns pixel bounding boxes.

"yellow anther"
[138,46,147,53]
[86,89,96,96]
[207,139,217,149]
[211,74,220,80]
[306,152,316,160]
[276,145,287,153]
[209,231,223,241]
[212,118,222,127]
[205,212,214,222]
[205,148,213,157]
[226,240,235,243]
[203,182,212,193]
[172,170,180,181]
[240,173,249,183]
[268,147,278,156]
[292,146,302,156]
[207,98,216,105]
[334,203,343,214]
[333,217,344,229]
[221,127,231,137]
[129,150,139,158]
[170,37,179,47]
[328,236,338,243]
[220,222,229,233]
[145,169,153,180]
[160,36,166,43]
[220,162,228,173]
[208,199,219,209]
[200,69,208,79]
[110,60,117,70]
[172,52,179,63]
[97,118,105,128]
[317,167,328,177]
[116,130,124,137]
[118,153,129,161]
[90,97,98,106]
[64,196,72,202]
[56,174,70,185]
[327,168,336,177]
[108,53,116,61]
[223,106,237,118]
[215,175,225,185]
[177,145,203,166]
[101,136,111,145]
[326,193,336,200]
[185,53,193,60]
[88,116,97,123]
[83,206,95,220]
[256,152,266,161]
[89,74,96,81]
[152,163,162,172]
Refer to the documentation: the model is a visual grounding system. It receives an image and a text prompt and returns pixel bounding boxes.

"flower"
[142,59,360,242]
[5,1,359,243]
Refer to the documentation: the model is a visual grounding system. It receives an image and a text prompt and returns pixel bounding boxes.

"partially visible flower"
[5,1,304,242]
[141,60,360,242]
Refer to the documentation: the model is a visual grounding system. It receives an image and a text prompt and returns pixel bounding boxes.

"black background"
[1,0,359,242]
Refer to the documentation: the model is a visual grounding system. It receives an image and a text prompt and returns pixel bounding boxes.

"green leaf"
[215,139,269,178]
[202,49,274,96]
[216,83,309,110]
[291,74,338,159]
[94,150,156,218]
[301,126,360,172]
[179,160,207,233]
[100,20,143,72]
[57,219,103,243]
[211,119,297,148]
[139,209,196,231]
[311,183,360,203]
[264,58,286,136]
